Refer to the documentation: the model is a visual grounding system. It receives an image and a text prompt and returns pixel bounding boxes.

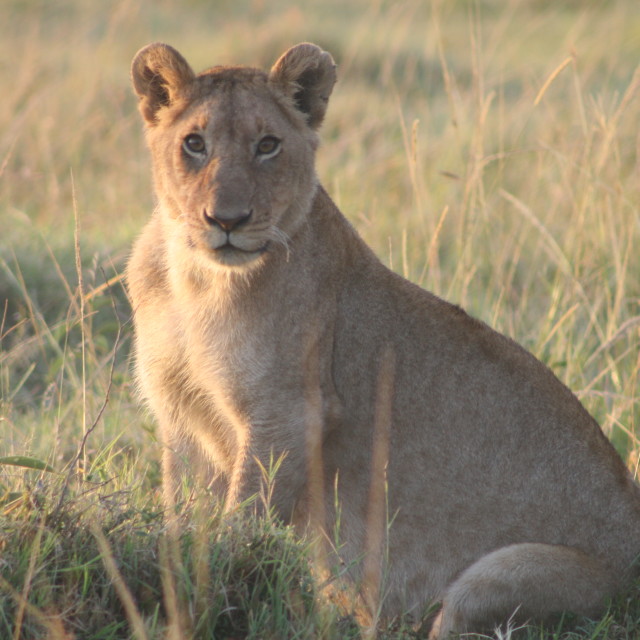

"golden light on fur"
[128,42,640,638]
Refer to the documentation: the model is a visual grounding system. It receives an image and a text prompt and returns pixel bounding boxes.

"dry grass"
[1,0,639,637]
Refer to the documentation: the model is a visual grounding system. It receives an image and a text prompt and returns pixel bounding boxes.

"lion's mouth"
[205,239,270,267]
[185,226,270,266]
[213,240,269,255]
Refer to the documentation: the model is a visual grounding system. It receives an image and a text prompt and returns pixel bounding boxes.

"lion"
[127,42,640,638]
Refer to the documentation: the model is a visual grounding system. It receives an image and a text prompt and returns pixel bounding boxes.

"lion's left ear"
[269,43,337,130]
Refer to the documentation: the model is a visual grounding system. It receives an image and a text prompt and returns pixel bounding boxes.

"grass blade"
[0,456,56,473]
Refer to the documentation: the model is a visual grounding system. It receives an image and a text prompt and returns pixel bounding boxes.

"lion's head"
[131,42,336,270]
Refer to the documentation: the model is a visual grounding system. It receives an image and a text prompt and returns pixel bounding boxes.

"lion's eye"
[183,134,206,155]
[256,136,281,157]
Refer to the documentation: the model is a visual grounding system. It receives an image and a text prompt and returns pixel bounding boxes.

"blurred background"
[1,0,639,470]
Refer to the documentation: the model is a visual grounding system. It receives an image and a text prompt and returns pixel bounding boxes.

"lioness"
[128,42,640,637]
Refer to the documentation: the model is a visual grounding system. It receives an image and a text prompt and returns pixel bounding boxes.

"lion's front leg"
[217,327,337,523]
[224,412,320,523]
[157,415,229,517]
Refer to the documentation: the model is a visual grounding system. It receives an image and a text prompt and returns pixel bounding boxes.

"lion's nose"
[204,209,252,232]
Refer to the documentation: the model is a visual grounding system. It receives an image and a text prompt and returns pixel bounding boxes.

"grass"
[1,0,639,637]
[0,466,353,639]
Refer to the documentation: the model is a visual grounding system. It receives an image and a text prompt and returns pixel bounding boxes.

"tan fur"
[128,42,640,637]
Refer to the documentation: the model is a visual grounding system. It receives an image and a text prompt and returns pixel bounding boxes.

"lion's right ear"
[131,43,195,126]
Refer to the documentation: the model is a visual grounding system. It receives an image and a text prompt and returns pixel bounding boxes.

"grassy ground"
[1,0,639,637]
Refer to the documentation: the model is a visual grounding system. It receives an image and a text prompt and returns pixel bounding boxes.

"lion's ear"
[131,43,195,126]
[269,43,336,130]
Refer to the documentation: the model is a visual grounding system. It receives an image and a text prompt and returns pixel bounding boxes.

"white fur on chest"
[170,246,299,418]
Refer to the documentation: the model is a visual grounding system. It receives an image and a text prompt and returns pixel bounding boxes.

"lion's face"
[147,73,319,270]
[131,44,336,272]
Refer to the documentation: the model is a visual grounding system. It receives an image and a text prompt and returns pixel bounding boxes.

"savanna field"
[1,0,639,638]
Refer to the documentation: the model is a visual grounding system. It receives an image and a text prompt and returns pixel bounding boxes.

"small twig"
[71,170,88,477]
[51,272,123,521]
[84,272,126,303]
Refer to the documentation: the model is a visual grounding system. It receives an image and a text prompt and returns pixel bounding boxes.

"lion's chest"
[181,303,300,427]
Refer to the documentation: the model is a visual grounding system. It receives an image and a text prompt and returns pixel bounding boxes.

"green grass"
[0,464,355,640]
[1,0,639,638]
